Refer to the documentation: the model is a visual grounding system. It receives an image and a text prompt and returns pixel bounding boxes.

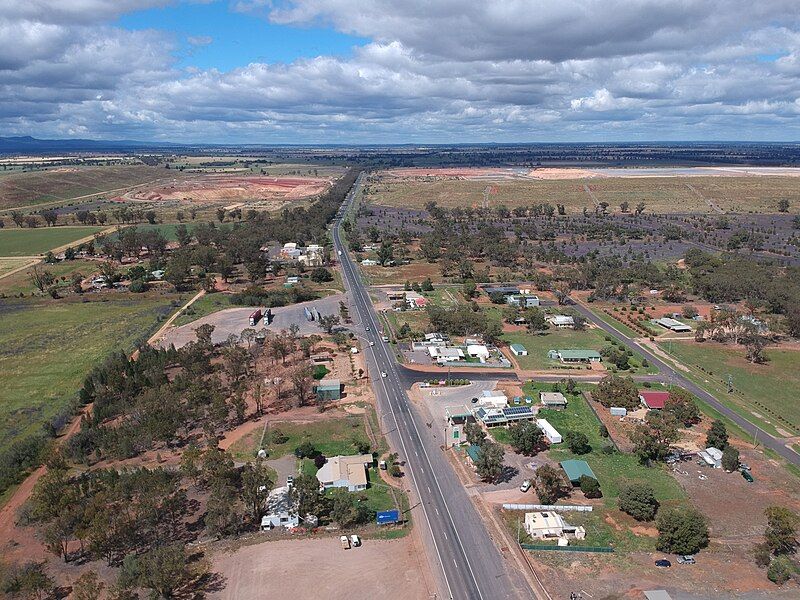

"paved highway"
[570,301,800,466]
[332,175,529,600]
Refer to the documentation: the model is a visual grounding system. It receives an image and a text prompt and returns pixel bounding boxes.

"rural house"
[639,390,669,410]
[548,349,602,363]
[316,454,373,492]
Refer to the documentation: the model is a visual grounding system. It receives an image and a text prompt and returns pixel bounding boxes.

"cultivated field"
[0,226,106,256]
[0,259,99,295]
[0,295,176,451]
[366,170,800,213]
[0,165,168,209]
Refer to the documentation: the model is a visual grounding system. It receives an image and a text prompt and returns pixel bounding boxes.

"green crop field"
[0,227,106,256]
[0,294,176,453]
[659,341,800,435]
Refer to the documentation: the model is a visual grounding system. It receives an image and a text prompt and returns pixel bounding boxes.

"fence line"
[521,544,613,553]
[503,504,593,512]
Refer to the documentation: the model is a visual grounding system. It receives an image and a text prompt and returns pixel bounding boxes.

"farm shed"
[315,378,342,401]
[510,343,528,356]
[655,317,692,332]
[560,460,597,485]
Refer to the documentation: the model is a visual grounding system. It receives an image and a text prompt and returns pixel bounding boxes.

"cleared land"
[367,172,800,213]
[0,165,167,209]
[0,227,106,256]
[0,259,99,295]
[0,257,32,278]
[0,295,176,450]
[659,341,800,435]
[211,536,433,600]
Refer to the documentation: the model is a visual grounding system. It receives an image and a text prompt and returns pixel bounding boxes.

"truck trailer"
[249,309,263,326]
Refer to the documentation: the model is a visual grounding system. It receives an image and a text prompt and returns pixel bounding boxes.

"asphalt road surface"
[333,175,529,600]
[570,301,800,466]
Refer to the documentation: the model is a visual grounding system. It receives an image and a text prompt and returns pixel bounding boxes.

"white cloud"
[2,0,800,141]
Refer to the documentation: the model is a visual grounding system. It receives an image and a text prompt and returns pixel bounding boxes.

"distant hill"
[0,136,183,154]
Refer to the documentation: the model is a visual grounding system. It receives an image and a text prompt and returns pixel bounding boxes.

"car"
[520,479,532,492]
[677,555,696,565]
[381,372,387,378]
[340,535,350,549]
[369,341,375,346]
[655,559,671,568]
[350,534,361,547]
[742,469,754,483]
[365,326,370,331]
[739,462,750,471]
[382,335,390,342]
[471,397,479,404]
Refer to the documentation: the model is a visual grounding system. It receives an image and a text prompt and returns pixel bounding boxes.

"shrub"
[564,430,591,455]
[579,475,602,499]
[656,507,709,555]
[619,483,659,521]
[767,556,797,585]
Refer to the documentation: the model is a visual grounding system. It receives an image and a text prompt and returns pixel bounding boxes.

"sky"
[2,0,800,144]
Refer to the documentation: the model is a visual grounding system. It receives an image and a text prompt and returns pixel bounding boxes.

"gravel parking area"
[157,293,346,348]
[211,536,434,600]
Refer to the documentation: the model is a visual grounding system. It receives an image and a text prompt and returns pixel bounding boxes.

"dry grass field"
[366,172,800,213]
[0,165,169,209]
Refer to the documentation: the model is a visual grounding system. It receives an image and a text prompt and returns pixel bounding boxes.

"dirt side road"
[211,535,434,600]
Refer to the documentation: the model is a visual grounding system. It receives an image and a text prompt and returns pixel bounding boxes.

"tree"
[777,198,790,213]
[631,411,679,463]
[619,483,659,521]
[706,419,728,449]
[331,488,370,527]
[216,208,226,222]
[767,555,796,584]
[507,421,544,455]
[317,314,340,334]
[525,307,549,333]
[533,464,570,504]
[474,441,504,482]
[120,543,205,599]
[291,364,314,406]
[145,210,157,224]
[241,459,274,523]
[593,375,639,409]
[376,241,394,266]
[205,481,239,538]
[721,445,740,472]
[764,506,799,556]
[565,430,591,455]
[72,570,105,600]
[310,267,333,283]
[656,507,709,555]
[579,475,602,498]
[28,265,55,292]
[463,422,486,447]
[664,388,700,427]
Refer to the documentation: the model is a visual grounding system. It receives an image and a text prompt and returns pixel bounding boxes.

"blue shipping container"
[376,510,400,525]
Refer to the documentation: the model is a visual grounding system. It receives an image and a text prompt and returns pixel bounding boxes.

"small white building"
[467,344,490,362]
[655,317,692,332]
[510,343,528,356]
[316,454,373,492]
[548,315,575,329]
[478,390,509,409]
[539,392,567,409]
[361,259,378,266]
[524,511,586,541]
[536,418,562,444]
[260,486,299,530]
[428,347,464,363]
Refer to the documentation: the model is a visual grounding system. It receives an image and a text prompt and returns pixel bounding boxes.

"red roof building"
[639,391,669,410]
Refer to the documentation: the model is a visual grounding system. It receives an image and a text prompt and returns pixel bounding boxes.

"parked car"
[379,460,387,470]
[655,559,671,568]
[340,535,350,549]
[742,470,754,483]
[365,326,370,331]
[381,372,387,378]
[520,479,532,492]
[350,534,361,547]
[677,555,696,565]
[369,341,375,346]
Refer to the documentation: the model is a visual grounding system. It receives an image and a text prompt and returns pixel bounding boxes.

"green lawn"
[502,327,606,370]
[227,414,371,462]
[659,341,800,435]
[500,382,688,551]
[0,227,106,256]
[0,295,176,451]
[524,382,685,504]
[0,259,99,296]
[171,292,233,327]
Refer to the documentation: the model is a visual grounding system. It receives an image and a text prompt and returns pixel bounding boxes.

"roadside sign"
[376,510,400,525]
